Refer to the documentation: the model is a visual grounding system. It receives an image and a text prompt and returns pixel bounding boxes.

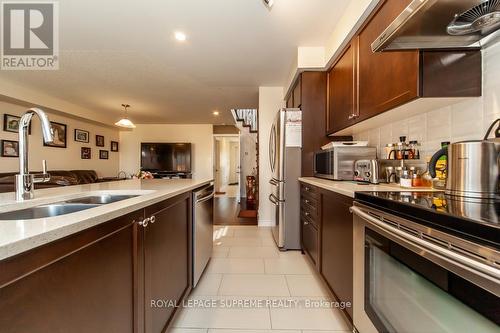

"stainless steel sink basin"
[0,194,141,220]
[0,204,101,220]
[64,194,139,205]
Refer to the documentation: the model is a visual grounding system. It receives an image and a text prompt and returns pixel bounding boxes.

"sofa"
[0,170,121,193]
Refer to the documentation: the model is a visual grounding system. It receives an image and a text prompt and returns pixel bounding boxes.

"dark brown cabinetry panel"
[286,94,293,108]
[0,210,144,333]
[357,0,418,122]
[326,0,482,134]
[320,189,354,320]
[327,38,359,134]
[300,72,329,176]
[144,192,192,333]
[302,219,319,267]
[300,183,320,269]
[293,75,302,108]
[0,192,194,333]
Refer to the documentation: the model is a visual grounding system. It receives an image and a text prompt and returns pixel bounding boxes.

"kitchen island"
[0,178,212,333]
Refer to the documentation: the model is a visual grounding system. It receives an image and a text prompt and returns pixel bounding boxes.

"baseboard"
[258,219,275,227]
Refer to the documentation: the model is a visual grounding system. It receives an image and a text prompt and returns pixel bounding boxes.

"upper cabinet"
[327,38,358,134]
[287,72,329,177]
[326,0,482,135]
[357,0,419,122]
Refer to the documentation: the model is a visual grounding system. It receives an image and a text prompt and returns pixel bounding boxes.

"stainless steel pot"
[429,119,500,199]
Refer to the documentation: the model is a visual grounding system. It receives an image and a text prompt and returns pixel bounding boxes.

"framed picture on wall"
[44,121,67,148]
[81,147,91,159]
[111,141,119,152]
[1,140,19,157]
[3,114,31,134]
[99,150,109,160]
[74,129,90,143]
[96,135,105,147]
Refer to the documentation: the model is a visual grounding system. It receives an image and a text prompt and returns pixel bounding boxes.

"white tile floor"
[170,226,352,333]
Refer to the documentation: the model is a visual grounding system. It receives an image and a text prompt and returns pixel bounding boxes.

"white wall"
[353,42,500,159]
[119,124,214,180]
[258,87,284,226]
[0,101,120,177]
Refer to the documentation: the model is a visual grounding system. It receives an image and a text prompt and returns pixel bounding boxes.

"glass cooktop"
[355,191,500,248]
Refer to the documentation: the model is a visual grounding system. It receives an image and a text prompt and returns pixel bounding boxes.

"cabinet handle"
[304,221,309,225]
[139,217,150,228]
[305,199,309,204]
[150,215,156,224]
[348,114,355,120]
[305,187,310,191]
[305,212,310,217]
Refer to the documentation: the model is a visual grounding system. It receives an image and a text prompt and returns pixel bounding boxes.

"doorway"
[214,135,240,199]
[213,134,257,225]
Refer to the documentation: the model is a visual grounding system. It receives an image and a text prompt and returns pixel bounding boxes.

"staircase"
[232,109,258,133]
[231,109,259,211]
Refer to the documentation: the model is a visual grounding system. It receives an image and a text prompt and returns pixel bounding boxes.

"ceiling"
[1,0,350,125]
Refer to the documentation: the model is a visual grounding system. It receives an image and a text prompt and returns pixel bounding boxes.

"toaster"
[354,159,380,184]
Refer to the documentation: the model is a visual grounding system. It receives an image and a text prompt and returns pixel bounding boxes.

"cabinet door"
[302,218,319,267]
[0,211,143,333]
[293,75,302,108]
[327,39,358,134]
[320,190,354,319]
[357,0,418,121]
[144,192,191,333]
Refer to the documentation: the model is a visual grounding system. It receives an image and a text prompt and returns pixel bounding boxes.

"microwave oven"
[313,147,377,180]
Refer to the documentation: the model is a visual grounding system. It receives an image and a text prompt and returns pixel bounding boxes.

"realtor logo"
[1,1,59,70]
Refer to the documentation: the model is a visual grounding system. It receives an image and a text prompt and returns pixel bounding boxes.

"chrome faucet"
[16,108,54,201]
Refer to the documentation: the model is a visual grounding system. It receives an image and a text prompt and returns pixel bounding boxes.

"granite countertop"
[0,178,212,261]
[298,177,440,198]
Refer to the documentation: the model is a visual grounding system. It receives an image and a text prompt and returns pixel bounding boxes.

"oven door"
[352,203,500,333]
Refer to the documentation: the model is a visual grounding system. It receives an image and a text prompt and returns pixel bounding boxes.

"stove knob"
[365,171,371,178]
[354,170,360,177]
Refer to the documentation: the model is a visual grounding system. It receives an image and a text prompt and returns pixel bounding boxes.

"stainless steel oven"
[352,202,500,333]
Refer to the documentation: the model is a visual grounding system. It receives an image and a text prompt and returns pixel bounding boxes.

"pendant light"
[115,104,136,129]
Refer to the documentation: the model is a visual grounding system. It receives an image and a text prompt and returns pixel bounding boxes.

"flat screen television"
[141,142,191,173]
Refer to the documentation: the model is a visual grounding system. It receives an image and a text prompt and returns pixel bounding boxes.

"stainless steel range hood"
[372,0,500,52]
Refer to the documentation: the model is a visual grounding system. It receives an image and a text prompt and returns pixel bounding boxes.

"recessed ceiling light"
[175,31,187,41]
[213,110,220,116]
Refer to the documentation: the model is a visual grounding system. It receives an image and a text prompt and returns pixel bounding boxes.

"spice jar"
[384,143,395,159]
[412,171,423,187]
[400,170,412,187]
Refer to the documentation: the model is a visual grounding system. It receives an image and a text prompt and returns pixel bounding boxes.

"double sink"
[0,194,140,220]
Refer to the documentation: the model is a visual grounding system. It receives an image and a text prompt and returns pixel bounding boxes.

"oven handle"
[350,206,500,283]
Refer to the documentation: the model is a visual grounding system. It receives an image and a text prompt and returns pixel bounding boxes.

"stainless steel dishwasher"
[192,182,214,287]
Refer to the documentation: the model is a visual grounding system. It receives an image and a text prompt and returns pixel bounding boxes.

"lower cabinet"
[144,192,192,333]
[0,192,193,333]
[302,218,319,267]
[320,189,354,319]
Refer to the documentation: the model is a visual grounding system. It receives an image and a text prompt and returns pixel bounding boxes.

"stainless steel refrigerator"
[268,108,301,250]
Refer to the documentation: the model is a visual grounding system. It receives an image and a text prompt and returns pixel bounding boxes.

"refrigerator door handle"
[268,193,281,206]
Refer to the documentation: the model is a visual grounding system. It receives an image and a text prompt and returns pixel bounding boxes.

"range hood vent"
[372,0,500,52]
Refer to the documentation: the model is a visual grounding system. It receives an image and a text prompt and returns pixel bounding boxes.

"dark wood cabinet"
[0,210,144,333]
[327,38,358,134]
[144,193,192,333]
[320,189,354,319]
[326,0,482,134]
[293,75,302,108]
[286,72,329,177]
[0,192,193,333]
[300,183,320,268]
[357,0,419,122]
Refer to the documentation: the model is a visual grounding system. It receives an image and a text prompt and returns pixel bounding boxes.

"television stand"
[149,171,192,179]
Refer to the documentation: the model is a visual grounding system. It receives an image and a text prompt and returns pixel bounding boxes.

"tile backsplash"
[353,41,500,161]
